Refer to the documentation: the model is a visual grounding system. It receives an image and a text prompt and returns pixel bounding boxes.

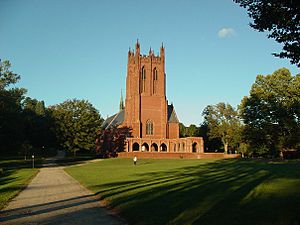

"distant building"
[102,41,204,154]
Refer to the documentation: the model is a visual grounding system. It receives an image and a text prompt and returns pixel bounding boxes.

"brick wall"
[118,152,240,159]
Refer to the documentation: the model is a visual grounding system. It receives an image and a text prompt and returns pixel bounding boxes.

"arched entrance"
[142,143,149,152]
[160,143,167,152]
[132,142,140,151]
[151,143,158,152]
[173,144,176,152]
[192,142,197,153]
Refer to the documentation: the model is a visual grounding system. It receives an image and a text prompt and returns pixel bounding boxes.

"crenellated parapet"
[127,40,165,65]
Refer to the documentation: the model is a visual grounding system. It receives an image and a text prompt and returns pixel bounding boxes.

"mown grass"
[66,158,300,225]
[0,158,39,209]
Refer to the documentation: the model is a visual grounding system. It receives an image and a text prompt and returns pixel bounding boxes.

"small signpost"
[32,154,35,169]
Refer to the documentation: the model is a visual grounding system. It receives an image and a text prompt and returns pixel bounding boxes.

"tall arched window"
[141,66,146,93]
[146,120,153,135]
[153,68,158,94]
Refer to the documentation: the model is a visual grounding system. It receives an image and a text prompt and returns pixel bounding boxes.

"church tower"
[124,40,170,139]
[101,41,204,154]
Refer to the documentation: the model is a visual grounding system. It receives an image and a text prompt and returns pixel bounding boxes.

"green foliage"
[240,68,300,156]
[203,102,242,153]
[0,60,56,156]
[51,99,103,155]
[179,123,200,138]
[179,123,187,137]
[0,60,21,90]
[186,124,199,137]
[22,97,57,155]
[198,124,223,152]
[66,158,300,225]
[0,60,27,154]
[234,0,300,67]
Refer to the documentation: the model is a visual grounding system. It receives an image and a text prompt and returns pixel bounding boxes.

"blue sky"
[1,0,299,125]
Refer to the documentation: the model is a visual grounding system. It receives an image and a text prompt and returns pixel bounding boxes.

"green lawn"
[0,158,39,209]
[65,158,300,225]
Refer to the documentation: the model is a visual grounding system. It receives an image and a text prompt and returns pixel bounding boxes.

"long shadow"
[0,194,125,224]
[83,158,300,225]
[113,161,269,224]
[0,194,98,222]
[0,153,125,224]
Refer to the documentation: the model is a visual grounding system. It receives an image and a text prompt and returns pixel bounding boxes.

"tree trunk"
[224,143,228,154]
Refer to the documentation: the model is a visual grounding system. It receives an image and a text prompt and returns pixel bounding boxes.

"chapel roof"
[102,104,179,130]
[167,104,179,123]
[101,109,125,129]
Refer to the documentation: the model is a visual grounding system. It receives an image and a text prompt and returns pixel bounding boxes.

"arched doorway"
[192,142,198,153]
[142,143,149,152]
[173,143,176,152]
[160,143,167,152]
[132,142,139,151]
[151,143,158,152]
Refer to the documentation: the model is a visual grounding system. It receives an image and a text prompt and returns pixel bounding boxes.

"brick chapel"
[102,41,204,154]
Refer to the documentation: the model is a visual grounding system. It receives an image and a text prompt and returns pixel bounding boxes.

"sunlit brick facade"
[103,41,204,154]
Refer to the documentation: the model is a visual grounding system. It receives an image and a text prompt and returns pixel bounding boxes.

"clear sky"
[1,0,299,126]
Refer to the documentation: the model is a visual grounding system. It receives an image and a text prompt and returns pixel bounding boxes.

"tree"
[22,97,57,154]
[51,99,103,156]
[240,68,300,156]
[198,124,223,152]
[0,60,27,154]
[234,0,300,67]
[203,103,242,153]
[179,123,200,137]
[96,125,132,158]
[186,124,199,137]
[179,123,187,137]
[0,60,21,90]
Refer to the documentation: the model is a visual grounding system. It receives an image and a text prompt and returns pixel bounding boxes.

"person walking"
[133,155,137,165]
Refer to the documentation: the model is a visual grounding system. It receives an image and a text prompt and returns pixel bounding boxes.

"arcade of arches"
[126,137,203,153]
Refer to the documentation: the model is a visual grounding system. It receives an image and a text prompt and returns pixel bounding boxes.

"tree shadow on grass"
[0,194,126,224]
[0,169,17,186]
[90,159,300,225]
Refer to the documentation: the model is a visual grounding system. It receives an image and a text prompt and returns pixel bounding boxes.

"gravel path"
[0,154,126,225]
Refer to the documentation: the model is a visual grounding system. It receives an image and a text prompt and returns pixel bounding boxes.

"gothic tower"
[124,40,171,138]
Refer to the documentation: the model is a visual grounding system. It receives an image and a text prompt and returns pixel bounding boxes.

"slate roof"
[167,104,179,123]
[102,104,179,130]
[102,109,125,129]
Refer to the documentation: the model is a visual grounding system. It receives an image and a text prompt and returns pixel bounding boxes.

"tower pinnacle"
[119,89,125,111]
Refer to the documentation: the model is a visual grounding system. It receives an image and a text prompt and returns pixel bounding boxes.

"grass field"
[0,158,39,209]
[66,158,300,225]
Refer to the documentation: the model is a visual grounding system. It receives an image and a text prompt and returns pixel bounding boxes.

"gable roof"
[102,109,125,129]
[102,104,179,129]
[168,104,179,123]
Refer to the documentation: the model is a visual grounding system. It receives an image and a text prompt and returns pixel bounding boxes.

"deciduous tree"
[22,97,57,154]
[234,0,300,66]
[0,60,27,154]
[51,99,103,156]
[240,68,300,156]
[203,103,241,153]
[96,125,132,158]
